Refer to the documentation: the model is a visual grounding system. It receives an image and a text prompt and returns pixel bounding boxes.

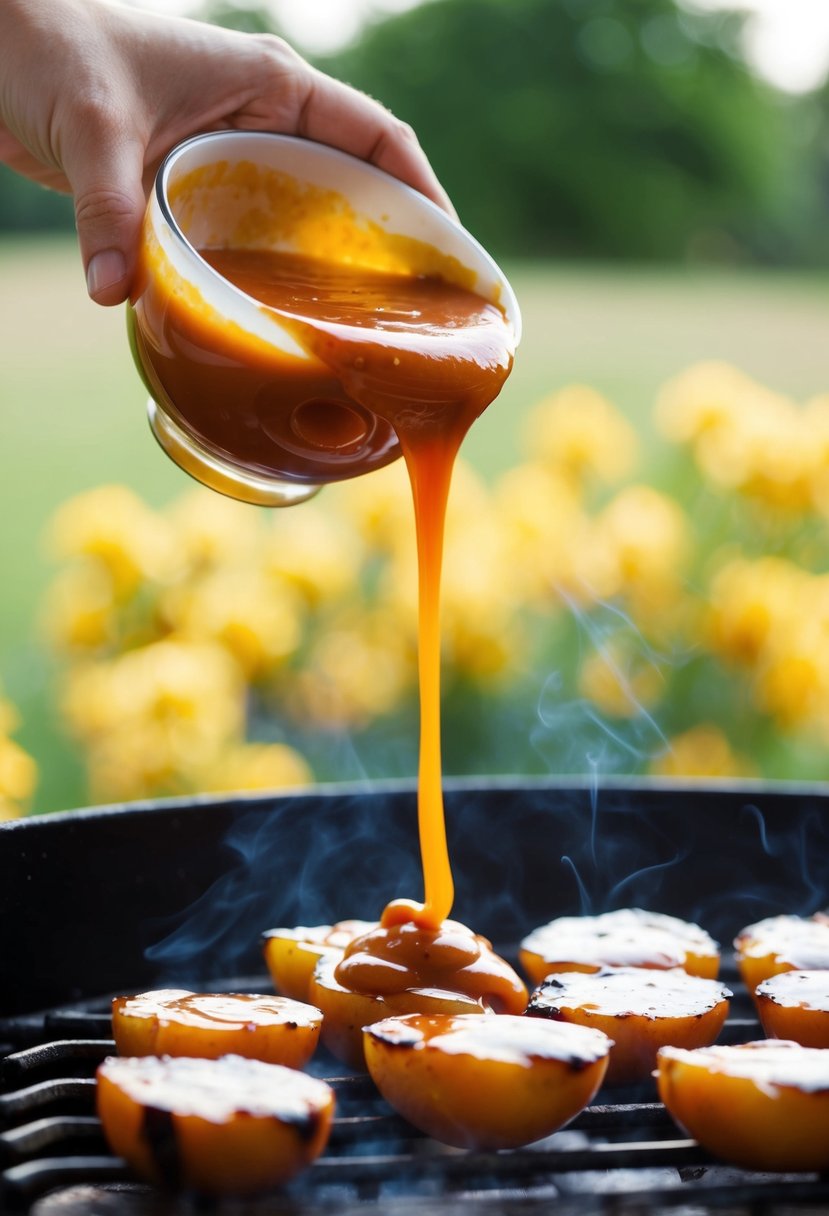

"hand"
[0,0,454,306]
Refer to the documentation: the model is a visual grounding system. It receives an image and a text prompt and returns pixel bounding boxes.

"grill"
[2,777,829,1214]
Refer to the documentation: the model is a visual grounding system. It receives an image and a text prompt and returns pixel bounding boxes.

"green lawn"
[1,234,827,811]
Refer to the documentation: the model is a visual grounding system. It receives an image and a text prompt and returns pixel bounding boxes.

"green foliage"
[0,0,823,263]
[322,0,814,262]
[196,1,280,35]
[0,166,74,234]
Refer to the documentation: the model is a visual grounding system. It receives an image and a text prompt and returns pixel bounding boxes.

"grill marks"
[275,1103,324,1145]
[142,1103,181,1188]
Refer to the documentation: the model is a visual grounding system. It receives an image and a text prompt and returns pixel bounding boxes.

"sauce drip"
[177,248,516,929]
[333,899,527,1012]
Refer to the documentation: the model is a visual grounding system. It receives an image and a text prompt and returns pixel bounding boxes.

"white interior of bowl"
[151,130,521,359]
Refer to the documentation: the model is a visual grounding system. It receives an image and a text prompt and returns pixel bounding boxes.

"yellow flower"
[85,725,185,803]
[494,462,593,606]
[0,736,37,811]
[650,724,755,779]
[658,364,816,512]
[61,664,115,742]
[704,390,814,510]
[706,556,807,667]
[655,361,758,446]
[198,742,312,794]
[362,462,526,683]
[47,485,177,596]
[586,486,690,630]
[61,640,247,800]
[441,515,525,683]
[0,689,38,817]
[288,609,414,730]
[161,569,303,680]
[265,502,364,606]
[753,588,829,732]
[333,461,413,556]
[803,395,829,517]
[165,488,266,571]
[755,648,826,730]
[579,641,664,719]
[40,562,118,654]
[521,385,638,486]
[0,797,22,822]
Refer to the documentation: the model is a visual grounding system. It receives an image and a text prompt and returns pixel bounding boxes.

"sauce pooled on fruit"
[333,899,527,1012]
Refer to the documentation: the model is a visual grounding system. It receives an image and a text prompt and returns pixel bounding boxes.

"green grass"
[1,234,827,811]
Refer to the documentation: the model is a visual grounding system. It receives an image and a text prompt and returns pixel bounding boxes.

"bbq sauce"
[333,901,527,1013]
[141,245,514,930]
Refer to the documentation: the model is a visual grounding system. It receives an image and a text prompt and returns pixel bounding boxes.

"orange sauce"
[136,247,515,930]
[333,900,527,1012]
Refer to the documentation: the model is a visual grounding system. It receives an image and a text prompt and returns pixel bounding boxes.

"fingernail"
[86,249,127,298]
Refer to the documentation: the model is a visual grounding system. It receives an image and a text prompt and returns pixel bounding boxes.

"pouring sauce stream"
[176,248,515,928]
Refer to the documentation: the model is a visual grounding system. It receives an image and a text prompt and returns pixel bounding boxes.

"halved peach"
[262,921,375,1001]
[364,1013,611,1149]
[756,970,829,1047]
[111,990,322,1069]
[657,1040,829,1172]
[309,953,485,1069]
[97,1054,334,1194]
[520,909,720,986]
[526,966,731,1084]
[309,910,528,1069]
[734,914,829,992]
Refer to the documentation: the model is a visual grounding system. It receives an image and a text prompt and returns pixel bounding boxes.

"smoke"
[140,579,828,983]
[742,801,827,914]
[531,589,671,779]
[144,785,424,983]
[138,776,829,989]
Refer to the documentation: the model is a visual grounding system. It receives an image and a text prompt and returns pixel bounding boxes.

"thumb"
[68,133,146,306]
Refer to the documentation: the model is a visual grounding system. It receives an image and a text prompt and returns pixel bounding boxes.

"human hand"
[0,0,454,306]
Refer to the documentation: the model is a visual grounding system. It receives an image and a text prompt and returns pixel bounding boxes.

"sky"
[690,0,829,92]
[134,0,829,94]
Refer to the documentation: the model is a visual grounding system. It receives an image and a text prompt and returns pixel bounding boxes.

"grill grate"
[3,980,829,1215]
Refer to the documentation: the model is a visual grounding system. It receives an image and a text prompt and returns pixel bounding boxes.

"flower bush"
[38,362,829,806]
[0,689,37,820]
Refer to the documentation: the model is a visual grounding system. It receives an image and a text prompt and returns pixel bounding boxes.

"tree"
[323,0,810,262]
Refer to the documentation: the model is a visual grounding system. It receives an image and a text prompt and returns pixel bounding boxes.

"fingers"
[293,64,457,219]
[66,118,146,306]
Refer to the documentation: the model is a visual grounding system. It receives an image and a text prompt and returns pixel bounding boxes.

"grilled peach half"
[520,909,719,986]
[364,1013,611,1149]
[262,920,375,1001]
[111,990,322,1069]
[309,910,527,1069]
[97,1054,334,1194]
[657,1040,829,1173]
[526,967,731,1084]
[756,971,829,1047]
[310,952,487,1070]
[734,914,829,993]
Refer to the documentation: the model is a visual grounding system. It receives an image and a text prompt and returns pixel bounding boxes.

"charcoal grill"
[2,776,829,1214]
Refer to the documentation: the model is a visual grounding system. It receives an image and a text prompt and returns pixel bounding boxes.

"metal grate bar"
[0,1116,103,1160]
[1,1040,113,1083]
[309,1138,710,1180]
[44,1012,113,1038]
[0,1078,96,1119]
[2,1154,129,1201]
[571,1102,670,1130]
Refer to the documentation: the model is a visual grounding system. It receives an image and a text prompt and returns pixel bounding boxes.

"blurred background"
[1,0,828,816]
